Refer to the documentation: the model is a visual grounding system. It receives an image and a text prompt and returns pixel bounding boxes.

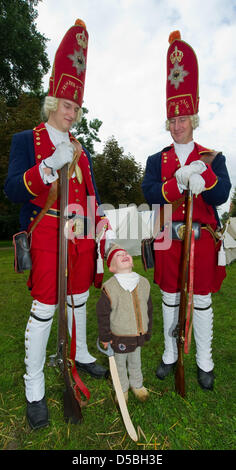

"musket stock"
[174,189,193,398]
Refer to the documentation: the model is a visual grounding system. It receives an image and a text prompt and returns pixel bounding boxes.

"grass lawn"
[0,247,235,452]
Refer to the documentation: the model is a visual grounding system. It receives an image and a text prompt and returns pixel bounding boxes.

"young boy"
[96,245,153,402]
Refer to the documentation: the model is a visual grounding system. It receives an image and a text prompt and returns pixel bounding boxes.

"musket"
[173,188,194,398]
[55,162,83,423]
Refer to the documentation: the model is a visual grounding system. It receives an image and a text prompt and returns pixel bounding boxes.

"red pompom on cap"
[75,18,86,29]
[168,30,181,44]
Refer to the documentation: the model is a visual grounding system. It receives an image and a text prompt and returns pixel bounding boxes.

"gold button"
[76,198,79,202]
[36,142,40,146]
[37,154,42,159]
[163,177,166,181]
[33,210,37,215]
[28,181,32,186]
[36,137,40,141]
[75,189,78,193]
[30,217,34,221]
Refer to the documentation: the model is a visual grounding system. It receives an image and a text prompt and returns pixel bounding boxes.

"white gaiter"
[193,294,214,372]
[67,291,96,364]
[24,300,57,402]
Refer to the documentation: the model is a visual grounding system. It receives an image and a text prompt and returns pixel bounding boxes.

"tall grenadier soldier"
[142,31,231,390]
[4,19,114,429]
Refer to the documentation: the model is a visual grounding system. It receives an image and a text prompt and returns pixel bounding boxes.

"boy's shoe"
[131,386,149,402]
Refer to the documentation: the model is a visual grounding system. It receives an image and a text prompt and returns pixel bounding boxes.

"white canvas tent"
[224,217,236,265]
[105,208,236,264]
[105,206,154,256]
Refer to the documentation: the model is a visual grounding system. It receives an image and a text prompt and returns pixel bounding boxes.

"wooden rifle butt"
[175,354,185,398]
[63,376,83,424]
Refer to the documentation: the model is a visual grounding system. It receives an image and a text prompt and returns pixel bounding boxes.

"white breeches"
[24,290,95,402]
[161,290,214,372]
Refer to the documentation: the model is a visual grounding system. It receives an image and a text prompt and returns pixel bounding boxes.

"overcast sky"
[36,0,236,214]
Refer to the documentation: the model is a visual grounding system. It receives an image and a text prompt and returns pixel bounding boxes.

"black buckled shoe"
[156,360,176,380]
[75,361,109,379]
[26,396,49,430]
[197,367,214,390]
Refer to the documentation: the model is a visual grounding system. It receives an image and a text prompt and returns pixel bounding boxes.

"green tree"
[92,136,145,207]
[71,107,102,155]
[220,186,236,226]
[229,186,236,217]
[221,211,229,226]
[0,93,42,238]
[0,0,50,103]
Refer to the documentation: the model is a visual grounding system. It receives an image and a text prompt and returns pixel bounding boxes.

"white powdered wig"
[165,113,199,131]
[42,96,83,123]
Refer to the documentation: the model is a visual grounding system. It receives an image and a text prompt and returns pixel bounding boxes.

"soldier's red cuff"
[201,164,218,190]
[23,165,47,197]
[162,178,183,203]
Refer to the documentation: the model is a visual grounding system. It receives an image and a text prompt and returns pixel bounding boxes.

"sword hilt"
[96,337,114,357]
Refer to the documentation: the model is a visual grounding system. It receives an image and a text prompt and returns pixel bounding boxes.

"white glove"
[177,181,188,193]
[43,141,74,172]
[175,160,206,187]
[39,161,59,184]
[189,160,207,173]
[189,173,205,196]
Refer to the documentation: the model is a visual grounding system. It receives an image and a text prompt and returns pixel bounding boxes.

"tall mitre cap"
[166,30,199,119]
[48,19,88,107]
